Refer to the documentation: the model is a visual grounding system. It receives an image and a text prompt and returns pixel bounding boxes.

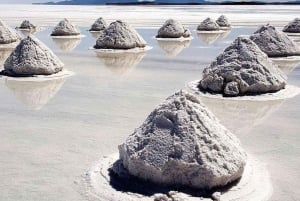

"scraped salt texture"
[96,52,145,75]
[94,20,147,50]
[199,36,287,97]
[197,32,222,44]
[216,15,231,29]
[18,20,36,30]
[156,19,191,39]
[157,40,190,57]
[0,20,19,44]
[83,153,272,201]
[283,18,300,33]
[250,24,300,57]
[119,90,246,189]
[51,18,80,36]
[89,17,107,32]
[5,77,66,110]
[52,37,81,52]
[197,18,220,31]
[3,35,64,76]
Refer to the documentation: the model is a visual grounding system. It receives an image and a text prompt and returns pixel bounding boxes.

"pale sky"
[0,0,294,3]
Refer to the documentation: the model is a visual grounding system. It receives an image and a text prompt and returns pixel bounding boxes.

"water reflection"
[52,38,81,52]
[19,29,37,37]
[90,31,102,39]
[96,52,145,75]
[197,32,222,44]
[199,97,284,136]
[5,77,66,110]
[157,40,191,57]
[272,59,300,75]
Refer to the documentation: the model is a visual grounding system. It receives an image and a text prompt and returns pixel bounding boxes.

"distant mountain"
[37,0,300,5]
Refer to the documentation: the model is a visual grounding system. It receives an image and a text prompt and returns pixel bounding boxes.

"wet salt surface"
[0,20,299,201]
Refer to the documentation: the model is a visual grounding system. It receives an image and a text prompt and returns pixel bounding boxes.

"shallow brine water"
[0,5,300,201]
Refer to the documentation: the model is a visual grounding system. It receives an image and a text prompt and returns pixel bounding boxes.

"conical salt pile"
[250,24,300,57]
[3,36,64,76]
[216,15,231,28]
[0,20,19,44]
[94,20,147,50]
[199,36,287,96]
[118,90,246,189]
[89,17,107,32]
[156,19,191,38]
[283,18,300,33]
[197,18,220,31]
[19,20,36,30]
[51,18,80,36]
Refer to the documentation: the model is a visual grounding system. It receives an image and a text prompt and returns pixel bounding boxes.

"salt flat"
[0,5,299,201]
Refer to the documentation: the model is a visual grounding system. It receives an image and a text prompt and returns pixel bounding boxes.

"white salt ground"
[186,80,300,101]
[81,154,272,201]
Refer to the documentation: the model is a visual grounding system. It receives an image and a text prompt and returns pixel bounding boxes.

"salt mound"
[216,15,231,28]
[89,17,107,32]
[18,20,36,30]
[283,18,300,33]
[94,20,147,50]
[199,36,287,97]
[0,20,20,44]
[3,36,64,76]
[51,18,80,36]
[197,18,220,31]
[156,19,191,38]
[250,24,300,57]
[118,90,246,189]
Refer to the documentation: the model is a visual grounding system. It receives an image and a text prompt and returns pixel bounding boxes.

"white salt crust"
[90,45,152,53]
[155,36,193,42]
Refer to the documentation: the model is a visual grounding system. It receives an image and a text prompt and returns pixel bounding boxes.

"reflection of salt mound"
[3,36,64,76]
[20,29,37,37]
[272,59,300,74]
[250,25,300,57]
[198,96,283,136]
[52,37,81,52]
[197,18,220,31]
[197,32,221,44]
[216,15,231,29]
[118,90,246,189]
[219,29,231,39]
[283,18,300,33]
[18,20,36,30]
[89,17,107,32]
[0,49,12,66]
[199,37,287,96]
[157,40,190,56]
[0,20,19,44]
[156,19,191,38]
[96,52,145,75]
[94,20,147,50]
[51,18,80,36]
[5,77,66,110]
[90,31,102,39]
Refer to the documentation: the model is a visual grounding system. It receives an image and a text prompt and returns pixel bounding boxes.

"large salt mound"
[19,20,36,30]
[197,18,220,31]
[250,24,300,57]
[89,17,107,32]
[216,15,231,28]
[94,20,147,50]
[283,18,300,33]
[118,90,246,189]
[3,36,64,76]
[156,19,191,38]
[199,36,287,97]
[51,18,80,36]
[0,20,19,44]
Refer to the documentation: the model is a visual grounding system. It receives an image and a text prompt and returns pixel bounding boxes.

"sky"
[0,0,294,3]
